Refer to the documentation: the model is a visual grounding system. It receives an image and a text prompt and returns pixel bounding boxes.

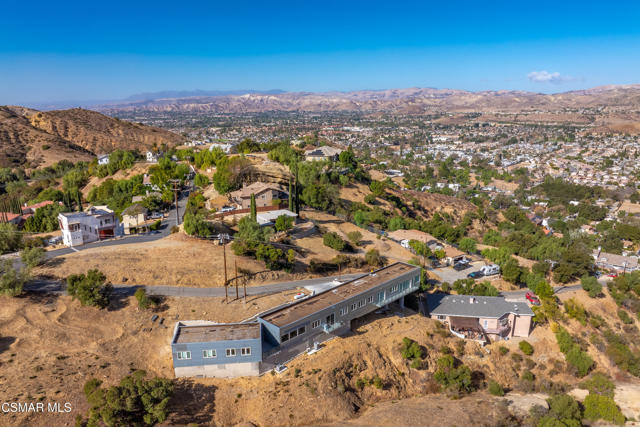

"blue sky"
[1,0,639,105]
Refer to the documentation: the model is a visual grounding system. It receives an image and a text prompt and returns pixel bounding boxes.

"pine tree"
[293,160,300,215]
[288,178,293,211]
[76,190,83,212]
[250,193,257,221]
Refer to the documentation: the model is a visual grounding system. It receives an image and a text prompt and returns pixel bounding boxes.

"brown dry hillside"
[29,108,184,155]
[0,106,93,168]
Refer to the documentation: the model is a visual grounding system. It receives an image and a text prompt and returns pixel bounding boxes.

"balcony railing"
[373,284,419,307]
[322,321,343,333]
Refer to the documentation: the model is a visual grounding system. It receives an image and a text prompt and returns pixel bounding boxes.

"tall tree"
[294,161,300,215]
[250,193,257,221]
[288,178,293,211]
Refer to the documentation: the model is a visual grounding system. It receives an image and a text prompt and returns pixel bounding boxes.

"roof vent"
[469,297,475,304]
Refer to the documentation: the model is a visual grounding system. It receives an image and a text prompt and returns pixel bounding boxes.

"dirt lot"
[33,233,297,288]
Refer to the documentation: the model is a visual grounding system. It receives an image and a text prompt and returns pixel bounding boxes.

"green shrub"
[434,355,474,398]
[400,337,424,362]
[583,393,625,425]
[519,340,534,356]
[20,248,46,268]
[544,394,582,425]
[498,346,509,355]
[372,376,383,390]
[67,269,112,308]
[566,345,594,378]
[618,309,633,325]
[79,370,173,426]
[581,275,602,297]
[365,248,385,267]
[0,259,27,296]
[134,288,154,310]
[488,380,504,396]
[347,231,363,246]
[323,232,348,251]
[564,298,587,325]
[521,370,535,382]
[582,373,614,397]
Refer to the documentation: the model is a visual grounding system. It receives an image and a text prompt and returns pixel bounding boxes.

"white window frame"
[226,348,236,357]
[351,303,357,311]
[367,296,374,304]
[241,347,251,356]
[176,351,191,360]
[312,319,320,329]
[340,307,348,316]
[203,349,216,359]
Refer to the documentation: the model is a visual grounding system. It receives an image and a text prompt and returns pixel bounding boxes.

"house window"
[226,348,236,357]
[367,296,374,304]
[483,320,488,329]
[289,329,298,339]
[340,307,348,316]
[298,326,306,335]
[358,299,365,308]
[437,315,446,320]
[241,347,251,356]
[351,303,357,311]
[176,351,191,360]
[312,320,320,329]
[378,291,385,303]
[392,284,399,292]
[203,349,216,358]
[281,333,289,342]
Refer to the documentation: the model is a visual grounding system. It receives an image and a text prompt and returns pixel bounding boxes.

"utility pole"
[221,236,228,303]
[235,258,239,300]
[169,179,181,226]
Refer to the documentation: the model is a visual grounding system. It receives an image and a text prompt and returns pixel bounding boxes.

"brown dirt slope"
[29,108,184,155]
[0,106,93,168]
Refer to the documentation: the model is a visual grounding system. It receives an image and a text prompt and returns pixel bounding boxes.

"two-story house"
[58,206,118,247]
[229,182,288,209]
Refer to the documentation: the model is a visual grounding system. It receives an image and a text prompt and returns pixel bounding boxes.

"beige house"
[304,146,343,162]
[426,294,534,342]
[121,203,153,235]
[229,182,288,209]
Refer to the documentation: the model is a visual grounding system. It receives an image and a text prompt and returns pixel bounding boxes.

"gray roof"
[426,294,534,319]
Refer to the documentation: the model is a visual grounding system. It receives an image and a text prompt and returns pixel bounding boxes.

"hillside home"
[171,262,421,378]
[593,248,639,273]
[146,151,163,163]
[97,154,110,165]
[172,322,262,378]
[58,206,118,247]
[304,146,343,162]
[425,294,534,342]
[121,203,154,235]
[229,182,288,209]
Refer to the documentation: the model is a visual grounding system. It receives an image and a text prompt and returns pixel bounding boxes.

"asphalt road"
[24,273,365,298]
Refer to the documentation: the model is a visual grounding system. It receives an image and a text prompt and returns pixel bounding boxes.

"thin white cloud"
[527,70,572,84]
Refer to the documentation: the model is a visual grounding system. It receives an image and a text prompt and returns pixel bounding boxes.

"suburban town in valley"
[3,2,640,426]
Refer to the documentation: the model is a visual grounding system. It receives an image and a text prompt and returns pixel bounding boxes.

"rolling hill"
[94,85,640,114]
[0,107,184,168]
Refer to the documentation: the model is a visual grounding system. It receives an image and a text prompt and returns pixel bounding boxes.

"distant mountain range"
[92,85,640,114]
[0,107,183,168]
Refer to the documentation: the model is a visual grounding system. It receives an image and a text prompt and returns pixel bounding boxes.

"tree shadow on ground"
[0,336,16,354]
[168,380,217,425]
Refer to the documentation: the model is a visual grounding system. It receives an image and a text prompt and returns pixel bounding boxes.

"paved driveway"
[432,261,487,283]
